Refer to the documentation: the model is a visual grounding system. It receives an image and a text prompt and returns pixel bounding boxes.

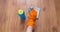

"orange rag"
[27,8,37,28]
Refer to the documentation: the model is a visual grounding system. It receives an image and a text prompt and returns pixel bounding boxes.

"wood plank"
[0,0,58,32]
[40,0,57,32]
[55,0,60,32]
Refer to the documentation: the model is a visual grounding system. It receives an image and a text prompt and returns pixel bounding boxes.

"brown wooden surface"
[0,0,59,32]
[55,0,60,32]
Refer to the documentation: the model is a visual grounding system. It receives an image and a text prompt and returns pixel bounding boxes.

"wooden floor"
[0,0,60,32]
[55,0,60,32]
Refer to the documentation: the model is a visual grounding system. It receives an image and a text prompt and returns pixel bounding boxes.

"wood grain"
[0,0,59,32]
[55,0,60,32]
